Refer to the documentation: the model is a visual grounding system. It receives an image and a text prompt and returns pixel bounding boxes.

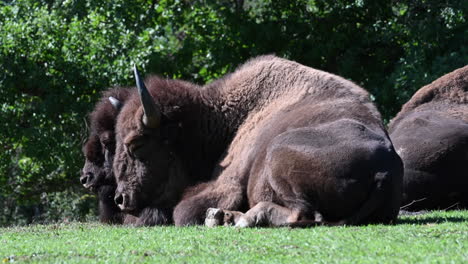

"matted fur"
[114,55,403,226]
[388,65,468,210]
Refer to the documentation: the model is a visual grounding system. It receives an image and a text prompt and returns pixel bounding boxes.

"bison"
[388,65,468,211]
[81,87,131,224]
[113,55,403,227]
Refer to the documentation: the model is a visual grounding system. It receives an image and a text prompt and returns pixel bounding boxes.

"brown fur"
[388,65,468,211]
[113,78,207,225]
[81,87,132,224]
[114,55,403,227]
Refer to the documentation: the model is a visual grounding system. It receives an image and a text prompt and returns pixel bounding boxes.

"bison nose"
[114,193,123,205]
[80,172,94,186]
[114,193,127,210]
[80,176,87,185]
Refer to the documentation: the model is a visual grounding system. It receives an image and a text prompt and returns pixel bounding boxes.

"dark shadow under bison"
[388,65,468,211]
[82,55,407,226]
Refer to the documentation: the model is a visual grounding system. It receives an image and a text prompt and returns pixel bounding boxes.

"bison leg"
[205,208,245,227]
[205,202,321,227]
[174,181,245,226]
[235,202,305,227]
[125,207,171,226]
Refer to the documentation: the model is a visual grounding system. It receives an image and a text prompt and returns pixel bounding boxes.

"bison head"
[113,66,186,215]
[81,134,106,191]
[81,97,123,191]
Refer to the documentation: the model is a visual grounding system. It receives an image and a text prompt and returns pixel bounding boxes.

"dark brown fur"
[81,87,132,224]
[114,55,403,227]
[388,65,468,211]
[113,77,211,225]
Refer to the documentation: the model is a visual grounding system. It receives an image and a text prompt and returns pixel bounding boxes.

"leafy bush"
[0,0,466,225]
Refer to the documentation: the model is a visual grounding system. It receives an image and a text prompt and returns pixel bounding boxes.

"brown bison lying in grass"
[81,87,131,224]
[112,55,403,227]
[388,65,468,211]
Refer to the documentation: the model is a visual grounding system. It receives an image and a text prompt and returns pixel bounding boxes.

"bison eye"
[126,138,150,160]
[100,131,114,148]
[101,139,115,149]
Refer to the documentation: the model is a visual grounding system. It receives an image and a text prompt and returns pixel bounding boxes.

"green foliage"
[0,187,97,225]
[0,0,467,225]
[378,1,468,119]
[1,211,467,263]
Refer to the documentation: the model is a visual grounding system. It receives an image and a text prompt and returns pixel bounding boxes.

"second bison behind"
[111,55,403,227]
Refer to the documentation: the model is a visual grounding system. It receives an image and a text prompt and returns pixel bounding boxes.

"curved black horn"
[134,64,160,128]
[108,96,122,110]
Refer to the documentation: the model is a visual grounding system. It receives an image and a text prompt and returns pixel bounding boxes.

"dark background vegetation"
[0,0,466,226]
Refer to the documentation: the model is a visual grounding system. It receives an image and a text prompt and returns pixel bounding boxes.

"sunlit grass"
[1,211,467,263]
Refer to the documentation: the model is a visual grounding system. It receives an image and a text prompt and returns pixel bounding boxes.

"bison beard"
[113,55,403,227]
[389,65,468,211]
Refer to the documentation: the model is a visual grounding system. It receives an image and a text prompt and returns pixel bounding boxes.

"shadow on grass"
[397,216,468,225]
[397,210,468,225]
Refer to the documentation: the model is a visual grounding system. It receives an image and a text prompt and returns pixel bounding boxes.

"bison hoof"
[205,208,225,227]
[234,216,253,228]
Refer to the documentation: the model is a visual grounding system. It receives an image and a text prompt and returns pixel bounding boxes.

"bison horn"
[134,64,160,128]
[108,96,122,110]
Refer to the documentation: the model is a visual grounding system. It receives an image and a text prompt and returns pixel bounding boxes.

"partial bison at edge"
[388,65,468,211]
[81,87,132,224]
[113,55,403,227]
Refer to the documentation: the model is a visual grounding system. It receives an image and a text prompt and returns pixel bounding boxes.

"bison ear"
[134,64,161,128]
[108,96,123,110]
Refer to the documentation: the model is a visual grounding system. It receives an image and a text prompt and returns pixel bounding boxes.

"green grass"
[0,211,467,263]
